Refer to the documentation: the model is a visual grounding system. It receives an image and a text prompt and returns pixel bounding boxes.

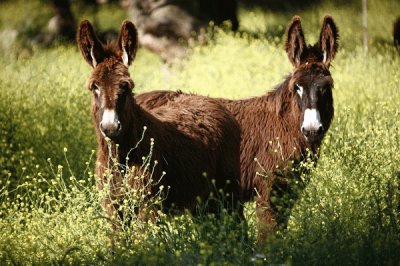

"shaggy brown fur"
[221,15,338,244]
[136,15,339,245]
[394,16,400,49]
[77,20,243,224]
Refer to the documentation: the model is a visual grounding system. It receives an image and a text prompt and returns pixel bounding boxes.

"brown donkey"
[218,15,338,243]
[136,15,339,244]
[394,16,400,50]
[77,20,243,225]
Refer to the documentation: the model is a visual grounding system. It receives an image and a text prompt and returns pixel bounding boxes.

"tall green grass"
[0,0,399,264]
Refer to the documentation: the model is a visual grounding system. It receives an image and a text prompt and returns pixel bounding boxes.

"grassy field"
[0,0,399,265]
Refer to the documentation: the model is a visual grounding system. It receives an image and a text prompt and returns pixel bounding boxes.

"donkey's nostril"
[99,121,121,138]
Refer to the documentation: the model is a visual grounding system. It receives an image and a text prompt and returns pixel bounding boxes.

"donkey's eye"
[119,81,130,91]
[320,86,328,95]
[90,83,100,96]
[295,84,304,98]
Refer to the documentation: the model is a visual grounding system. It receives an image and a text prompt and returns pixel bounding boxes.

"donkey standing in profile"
[136,15,339,245]
[77,20,243,225]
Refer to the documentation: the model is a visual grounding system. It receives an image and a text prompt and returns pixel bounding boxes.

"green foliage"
[280,95,400,265]
[0,154,111,264]
[0,0,399,264]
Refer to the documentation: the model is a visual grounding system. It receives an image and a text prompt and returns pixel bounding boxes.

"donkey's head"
[77,20,138,140]
[286,15,338,143]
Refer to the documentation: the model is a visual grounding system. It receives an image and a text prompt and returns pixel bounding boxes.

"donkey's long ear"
[317,15,339,66]
[117,20,138,67]
[77,20,104,68]
[285,16,307,67]
[76,20,104,68]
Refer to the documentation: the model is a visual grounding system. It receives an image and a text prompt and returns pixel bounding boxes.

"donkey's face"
[77,20,138,139]
[286,15,338,143]
[292,63,334,143]
[88,62,134,139]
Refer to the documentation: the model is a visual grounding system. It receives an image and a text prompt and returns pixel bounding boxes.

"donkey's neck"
[94,97,163,166]
[243,76,313,157]
[271,76,315,153]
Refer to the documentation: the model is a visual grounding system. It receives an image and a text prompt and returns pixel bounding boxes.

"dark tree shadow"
[238,0,323,12]
[238,0,353,11]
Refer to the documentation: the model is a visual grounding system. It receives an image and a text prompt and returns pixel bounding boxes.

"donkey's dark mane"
[94,42,125,64]
[102,41,125,56]
[271,74,292,100]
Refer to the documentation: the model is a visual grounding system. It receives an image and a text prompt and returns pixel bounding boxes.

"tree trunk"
[362,0,368,51]
[121,0,239,63]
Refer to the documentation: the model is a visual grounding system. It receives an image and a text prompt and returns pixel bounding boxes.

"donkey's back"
[144,93,243,211]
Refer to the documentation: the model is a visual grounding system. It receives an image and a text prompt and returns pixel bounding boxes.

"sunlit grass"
[0,0,399,264]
